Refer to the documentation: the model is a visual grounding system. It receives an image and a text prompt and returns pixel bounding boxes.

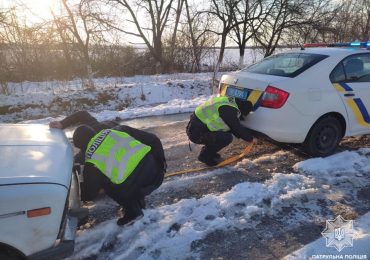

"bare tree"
[56,0,107,89]
[285,0,338,44]
[251,0,313,57]
[0,7,11,94]
[362,0,370,41]
[168,0,185,70]
[207,0,241,92]
[231,0,264,68]
[2,0,369,85]
[182,0,216,72]
[51,10,75,79]
[359,0,370,41]
[110,0,176,73]
[0,5,62,84]
[0,9,35,81]
[184,0,199,71]
[0,10,7,26]
[0,8,11,42]
[283,0,368,44]
[332,0,370,42]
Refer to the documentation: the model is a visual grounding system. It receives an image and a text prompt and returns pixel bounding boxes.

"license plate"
[226,86,249,99]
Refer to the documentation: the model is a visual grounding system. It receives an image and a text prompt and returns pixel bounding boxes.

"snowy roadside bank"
[22,97,208,126]
[0,73,213,123]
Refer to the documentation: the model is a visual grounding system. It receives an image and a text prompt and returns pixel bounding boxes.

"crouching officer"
[73,125,165,226]
[50,111,166,226]
[186,96,254,166]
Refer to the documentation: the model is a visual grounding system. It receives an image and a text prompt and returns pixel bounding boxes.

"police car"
[220,42,370,156]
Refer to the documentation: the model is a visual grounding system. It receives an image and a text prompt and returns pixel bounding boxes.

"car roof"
[297,47,370,57]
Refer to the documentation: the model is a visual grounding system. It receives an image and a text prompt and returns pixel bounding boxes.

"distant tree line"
[0,0,368,88]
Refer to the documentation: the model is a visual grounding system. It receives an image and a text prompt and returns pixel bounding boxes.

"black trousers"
[105,154,164,210]
[186,119,233,156]
[197,131,233,156]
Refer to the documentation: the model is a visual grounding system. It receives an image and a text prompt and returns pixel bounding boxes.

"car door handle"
[344,93,355,97]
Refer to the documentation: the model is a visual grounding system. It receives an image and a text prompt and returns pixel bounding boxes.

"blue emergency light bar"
[350,42,361,47]
[304,41,370,49]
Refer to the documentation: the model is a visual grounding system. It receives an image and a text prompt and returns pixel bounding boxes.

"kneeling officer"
[186,96,254,166]
[56,114,166,226]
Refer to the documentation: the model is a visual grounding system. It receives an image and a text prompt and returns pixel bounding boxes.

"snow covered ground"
[69,149,370,260]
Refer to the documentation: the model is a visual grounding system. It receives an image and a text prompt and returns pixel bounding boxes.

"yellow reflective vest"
[195,96,240,132]
[85,129,151,184]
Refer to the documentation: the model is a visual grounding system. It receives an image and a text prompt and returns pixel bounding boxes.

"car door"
[330,53,370,135]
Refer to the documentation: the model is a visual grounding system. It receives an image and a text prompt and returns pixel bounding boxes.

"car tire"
[304,116,343,157]
[0,249,23,260]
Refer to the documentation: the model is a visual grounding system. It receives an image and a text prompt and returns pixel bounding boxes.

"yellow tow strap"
[164,140,255,178]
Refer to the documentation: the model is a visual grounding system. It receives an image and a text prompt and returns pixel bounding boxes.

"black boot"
[117,201,144,226]
[213,153,221,160]
[138,197,146,209]
[198,149,219,166]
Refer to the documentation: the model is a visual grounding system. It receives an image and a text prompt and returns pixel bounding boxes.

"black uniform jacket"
[187,105,253,142]
[61,111,166,201]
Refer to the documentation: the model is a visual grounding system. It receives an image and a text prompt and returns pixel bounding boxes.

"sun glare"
[2,0,60,23]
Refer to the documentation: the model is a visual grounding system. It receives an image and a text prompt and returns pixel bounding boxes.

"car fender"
[0,183,68,256]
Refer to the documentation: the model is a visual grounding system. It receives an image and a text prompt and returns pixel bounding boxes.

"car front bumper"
[27,216,78,260]
[28,172,87,260]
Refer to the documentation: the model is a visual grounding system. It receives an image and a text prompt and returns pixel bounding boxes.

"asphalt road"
[78,114,370,259]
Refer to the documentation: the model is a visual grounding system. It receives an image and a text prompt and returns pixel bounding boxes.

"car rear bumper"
[242,102,311,143]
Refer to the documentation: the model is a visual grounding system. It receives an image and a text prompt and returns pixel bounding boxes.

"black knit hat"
[73,125,96,150]
[235,99,253,116]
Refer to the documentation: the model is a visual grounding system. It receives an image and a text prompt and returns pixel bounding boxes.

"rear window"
[243,53,328,77]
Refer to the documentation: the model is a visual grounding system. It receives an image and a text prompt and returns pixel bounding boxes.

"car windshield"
[243,53,328,77]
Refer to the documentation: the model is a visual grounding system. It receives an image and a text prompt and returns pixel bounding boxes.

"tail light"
[260,86,289,109]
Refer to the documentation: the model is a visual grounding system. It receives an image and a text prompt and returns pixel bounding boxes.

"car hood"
[220,71,288,91]
[0,124,74,188]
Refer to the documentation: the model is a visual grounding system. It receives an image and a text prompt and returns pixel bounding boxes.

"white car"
[0,124,86,260]
[220,43,370,156]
